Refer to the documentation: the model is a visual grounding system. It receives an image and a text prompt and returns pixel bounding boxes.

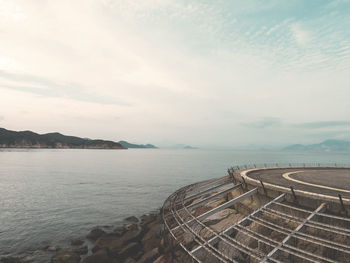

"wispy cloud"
[0,70,130,106]
[293,121,350,129]
[290,23,313,46]
[243,118,282,129]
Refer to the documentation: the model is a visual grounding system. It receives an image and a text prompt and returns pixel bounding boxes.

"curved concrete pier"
[162,164,350,263]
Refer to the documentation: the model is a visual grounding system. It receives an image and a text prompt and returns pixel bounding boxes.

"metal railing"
[162,163,350,263]
[232,162,350,171]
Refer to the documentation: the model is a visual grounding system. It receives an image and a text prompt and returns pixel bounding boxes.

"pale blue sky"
[0,0,349,148]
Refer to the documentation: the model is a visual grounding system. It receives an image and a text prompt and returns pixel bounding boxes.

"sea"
[0,148,349,262]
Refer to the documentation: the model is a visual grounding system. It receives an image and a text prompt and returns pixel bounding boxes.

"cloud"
[243,118,282,129]
[293,121,350,129]
[0,0,349,147]
[0,115,4,121]
[290,23,313,46]
[0,70,130,106]
[244,120,350,130]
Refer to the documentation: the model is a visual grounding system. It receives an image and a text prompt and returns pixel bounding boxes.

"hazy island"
[118,140,157,149]
[0,128,127,149]
[0,128,126,149]
[283,139,350,152]
[166,144,198,149]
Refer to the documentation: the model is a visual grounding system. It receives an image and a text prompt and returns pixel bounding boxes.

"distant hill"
[183,145,197,149]
[0,128,126,149]
[118,140,157,149]
[283,139,350,152]
[168,144,198,149]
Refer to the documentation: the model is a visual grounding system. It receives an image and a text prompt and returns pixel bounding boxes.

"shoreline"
[1,184,243,263]
[0,209,167,263]
[3,164,349,263]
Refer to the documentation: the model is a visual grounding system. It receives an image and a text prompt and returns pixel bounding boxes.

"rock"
[141,219,159,234]
[124,258,137,263]
[0,253,35,263]
[140,214,156,223]
[81,249,109,263]
[136,247,159,263]
[71,245,88,255]
[193,196,227,217]
[87,228,106,241]
[0,257,17,263]
[203,208,235,225]
[92,227,143,257]
[141,223,162,251]
[92,233,124,254]
[125,216,139,223]
[121,228,142,244]
[140,214,158,230]
[153,254,172,263]
[133,251,144,261]
[178,232,194,246]
[46,246,61,252]
[51,249,80,263]
[116,242,141,261]
[125,224,138,231]
[200,212,244,240]
[113,226,126,236]
[217,240,246,262]
[173,249,193,263]
[70,239,84,246]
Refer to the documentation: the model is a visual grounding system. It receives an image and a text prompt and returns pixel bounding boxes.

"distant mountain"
[283,139,350,152]
[168,144,198,149]
[118,140,157,149]
[0,128,126,149]
[183,145,197,149]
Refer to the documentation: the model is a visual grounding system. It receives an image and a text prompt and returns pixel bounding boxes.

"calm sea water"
[0,148,349,262]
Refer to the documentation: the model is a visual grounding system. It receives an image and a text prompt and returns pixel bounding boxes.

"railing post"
[290,186,297,203]
[228,168,236,184]
[241,176,247,189]
[260,179,267,195]
[338,194,347,215]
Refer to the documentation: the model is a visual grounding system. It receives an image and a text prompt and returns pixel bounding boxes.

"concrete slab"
[247,167,350,198]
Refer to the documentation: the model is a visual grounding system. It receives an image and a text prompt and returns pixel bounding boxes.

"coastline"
[1,183,242,263]
[1,210,167,263]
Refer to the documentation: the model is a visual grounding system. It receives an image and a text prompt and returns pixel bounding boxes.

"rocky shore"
[73,212,167,263]
[1,210,168,263]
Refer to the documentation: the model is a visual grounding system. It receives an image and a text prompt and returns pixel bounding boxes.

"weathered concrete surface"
[165,168,350,263]
[247,167,350,198]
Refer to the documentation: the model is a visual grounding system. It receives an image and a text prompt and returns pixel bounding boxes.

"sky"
[0,0,350,148]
